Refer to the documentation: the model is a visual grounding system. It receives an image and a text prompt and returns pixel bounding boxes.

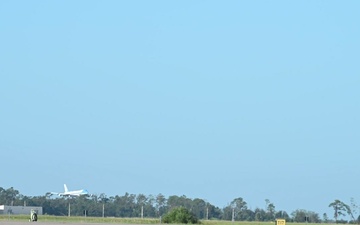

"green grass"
[0,215,160,223]
[0,215,333,225]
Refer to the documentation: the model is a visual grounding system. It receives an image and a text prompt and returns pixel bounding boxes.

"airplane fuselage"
[50,184,89,197]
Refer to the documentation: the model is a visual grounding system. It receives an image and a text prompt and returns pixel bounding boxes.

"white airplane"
[50,184,89,197]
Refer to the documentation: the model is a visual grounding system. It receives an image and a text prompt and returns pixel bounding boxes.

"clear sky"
[1,0,359,218]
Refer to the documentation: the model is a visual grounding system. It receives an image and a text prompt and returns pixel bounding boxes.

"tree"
[231,197,247,221]
[155,193,167,216]
[265,199,276,221]
[241,209,255,221]
[113,193,137,217]
[329,200,351,223]
[191,198,207,219]
[275,210,290,221]
[167,195,192,210]
[255,208,266,221]
[291,209,319,223]
[349,198,359,223]
[308,211,321,223]
[207,204,222,220]
[323,213,329,223]
[0,187,20,205]
[222,205,233,221]
[291,209,307,222]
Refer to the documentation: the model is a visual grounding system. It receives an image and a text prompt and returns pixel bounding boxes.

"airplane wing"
[49,192,64,196]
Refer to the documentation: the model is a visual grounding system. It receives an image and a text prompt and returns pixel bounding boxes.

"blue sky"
[1,0,359,218]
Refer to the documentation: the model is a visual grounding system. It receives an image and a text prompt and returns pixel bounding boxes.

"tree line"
[1,187,359,223]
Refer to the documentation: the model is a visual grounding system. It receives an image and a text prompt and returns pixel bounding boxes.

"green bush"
[163,207,199,224]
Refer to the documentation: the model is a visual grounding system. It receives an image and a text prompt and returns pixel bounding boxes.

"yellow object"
[276,219,286,225]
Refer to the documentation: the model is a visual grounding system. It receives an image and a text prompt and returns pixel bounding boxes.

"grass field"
[0,215,327,225]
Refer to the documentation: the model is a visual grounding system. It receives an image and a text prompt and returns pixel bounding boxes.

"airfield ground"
[0,222,146,225]
[0,217,325,225]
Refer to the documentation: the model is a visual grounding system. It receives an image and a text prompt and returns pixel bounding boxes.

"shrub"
[163,207,199,224]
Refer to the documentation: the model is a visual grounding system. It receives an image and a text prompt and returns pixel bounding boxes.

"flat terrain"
[0,217,327,225]
[0,221,149,225]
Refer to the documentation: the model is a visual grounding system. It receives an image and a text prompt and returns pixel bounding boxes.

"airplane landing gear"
[30,209,37,222]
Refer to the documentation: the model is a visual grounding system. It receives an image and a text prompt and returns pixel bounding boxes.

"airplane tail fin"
[64,184,69,193]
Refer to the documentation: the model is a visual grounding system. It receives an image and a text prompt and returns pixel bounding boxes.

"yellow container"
[276,219,286,225]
